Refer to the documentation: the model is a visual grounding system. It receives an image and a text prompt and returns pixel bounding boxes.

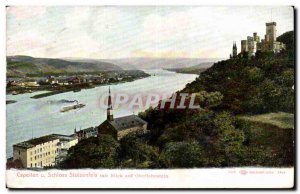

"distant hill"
[66,57,224,70]
[7,55,122,77]
[164,62,214,74]
[105,58,223,70]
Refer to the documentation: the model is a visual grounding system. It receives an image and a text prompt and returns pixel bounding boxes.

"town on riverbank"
[6,70,150,99]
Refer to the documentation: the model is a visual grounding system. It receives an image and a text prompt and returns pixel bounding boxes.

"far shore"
[6,100,17,104]
[8,75,150,99]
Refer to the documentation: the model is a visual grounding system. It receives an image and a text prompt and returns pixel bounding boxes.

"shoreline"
[163,68,207,75]
[8,75,151,99]
[6,100,17,104]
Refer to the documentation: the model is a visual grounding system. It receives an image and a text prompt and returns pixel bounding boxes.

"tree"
[119,133,159,168]
[243,67,264,83]
[159,141,204,168]
[195,91,223,109]
[213,112,245,166]
[61,136,119,169]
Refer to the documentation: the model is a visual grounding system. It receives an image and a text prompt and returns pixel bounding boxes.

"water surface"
[6,69,198,158]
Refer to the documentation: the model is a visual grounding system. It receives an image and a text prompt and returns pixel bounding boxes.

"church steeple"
[232,41,237,58]
[107,86,113,121]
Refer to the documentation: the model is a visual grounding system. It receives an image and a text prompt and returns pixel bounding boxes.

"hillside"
[7,55,122,77]
[66,58,223,70]
[61,31,294,169]
[183,31,295,114]
[138,31,294,167]
[164,62,214,74]
[238,112,294,129]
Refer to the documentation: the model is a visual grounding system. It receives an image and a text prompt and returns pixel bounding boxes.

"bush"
[119,133,159,168]
[159,141,205,168]
[61,136,119,169]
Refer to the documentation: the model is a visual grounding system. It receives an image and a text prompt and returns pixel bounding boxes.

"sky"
[6,6,294,59]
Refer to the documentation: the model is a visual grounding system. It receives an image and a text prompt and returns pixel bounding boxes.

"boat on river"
[60,102,85,112]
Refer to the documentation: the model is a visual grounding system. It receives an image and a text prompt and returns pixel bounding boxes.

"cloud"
[6,6,294,59]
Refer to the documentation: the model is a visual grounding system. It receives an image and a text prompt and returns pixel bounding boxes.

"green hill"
[61,31,295,169]
[164,62,214,74]
[183,31,294,114]
[7,55,122,77]
[138,31,294,167]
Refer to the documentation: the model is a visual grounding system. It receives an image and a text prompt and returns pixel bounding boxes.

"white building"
[13,134,78,168]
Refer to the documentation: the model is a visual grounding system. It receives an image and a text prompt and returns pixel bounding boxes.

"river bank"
[164,67,207,75]
[8,74,150,99]
[6,100,17,104]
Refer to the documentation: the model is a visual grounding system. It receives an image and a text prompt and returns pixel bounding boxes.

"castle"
[230,22,286,58]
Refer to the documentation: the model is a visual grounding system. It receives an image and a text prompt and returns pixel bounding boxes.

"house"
[54,134,78,165]
[7,78,26,87]
[12,134,78,168]
[24,81,39,87]
[68,76,82,84]
[98,115,148,140]
[97,87,148,140]
[56,76,69,85]
[54,134,78,150]
[13,135,60,168]
[74,127,98,141]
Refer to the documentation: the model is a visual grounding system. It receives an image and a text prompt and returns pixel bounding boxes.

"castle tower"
[232,42,237,58]
[266,22,277,42]
[241,40,248,53]
[253,32,260,42]
[107,87,113,121]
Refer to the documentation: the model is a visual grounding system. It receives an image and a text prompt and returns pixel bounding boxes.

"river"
[6,69,198,158]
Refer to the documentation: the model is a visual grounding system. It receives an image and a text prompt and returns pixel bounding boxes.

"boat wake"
[47,99,78,104]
